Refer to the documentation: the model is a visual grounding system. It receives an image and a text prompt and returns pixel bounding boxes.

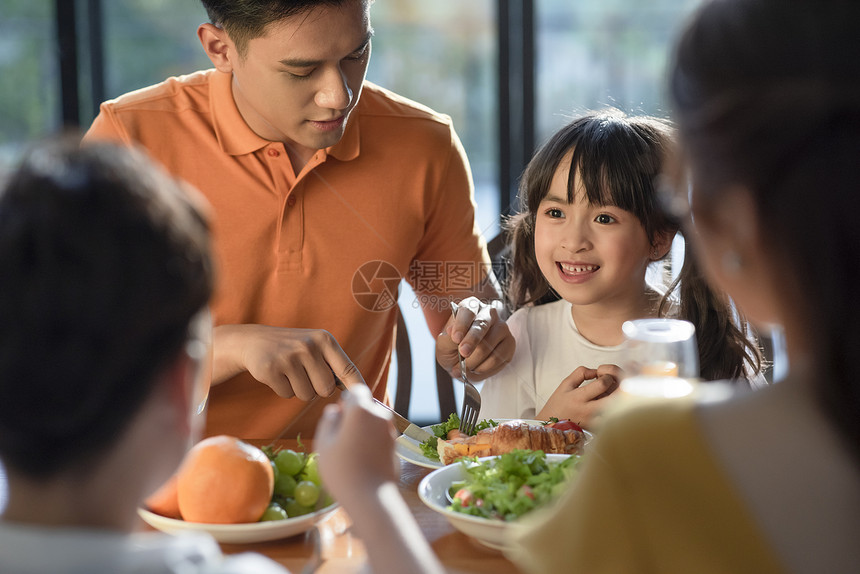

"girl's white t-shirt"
[480,299,629,420]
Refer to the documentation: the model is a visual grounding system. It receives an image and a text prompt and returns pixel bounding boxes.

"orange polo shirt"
[86,69,490,438]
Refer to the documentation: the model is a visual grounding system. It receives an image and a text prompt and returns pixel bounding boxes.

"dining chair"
[392,305,414,416]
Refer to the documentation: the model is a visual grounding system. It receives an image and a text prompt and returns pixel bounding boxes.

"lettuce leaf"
[419,414,499,461]
[447,450,580,521]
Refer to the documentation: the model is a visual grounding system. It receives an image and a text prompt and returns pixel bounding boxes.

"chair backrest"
[391,303,458,420]
[486,228,512,301]
[392,305,413,416]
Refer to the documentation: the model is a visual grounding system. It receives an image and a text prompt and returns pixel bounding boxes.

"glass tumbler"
[619,318,699,399]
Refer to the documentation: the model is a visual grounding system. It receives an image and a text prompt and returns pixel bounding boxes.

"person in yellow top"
[505,0,860,572]
[313,1,860,573]
[84,0,514,438]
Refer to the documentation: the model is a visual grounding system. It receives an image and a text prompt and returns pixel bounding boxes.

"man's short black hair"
[200,0,354,56]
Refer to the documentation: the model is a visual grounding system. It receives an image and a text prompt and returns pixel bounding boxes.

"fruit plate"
[137,503,339,544]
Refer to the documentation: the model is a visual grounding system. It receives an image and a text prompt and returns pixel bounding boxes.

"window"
[369,0,499,239]
[536,0,701,141]
[100,1,210,106]
[0,2,57,169]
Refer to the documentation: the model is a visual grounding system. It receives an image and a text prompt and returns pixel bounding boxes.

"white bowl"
[417,453,571,551]
[137,503,339,544]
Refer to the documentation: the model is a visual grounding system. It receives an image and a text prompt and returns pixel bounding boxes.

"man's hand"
[435,296,515,381]
[212,324,365,400]
[536,365,623,429]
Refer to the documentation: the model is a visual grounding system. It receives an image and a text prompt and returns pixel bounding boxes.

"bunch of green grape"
[259,446,333,521]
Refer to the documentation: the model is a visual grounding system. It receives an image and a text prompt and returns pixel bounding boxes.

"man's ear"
[197,23,234,73]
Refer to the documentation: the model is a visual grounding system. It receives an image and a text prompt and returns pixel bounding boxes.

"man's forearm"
[210,324,247,385]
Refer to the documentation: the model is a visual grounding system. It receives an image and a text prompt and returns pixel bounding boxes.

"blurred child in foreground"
[0,140,287,573]
[0,139,445,574]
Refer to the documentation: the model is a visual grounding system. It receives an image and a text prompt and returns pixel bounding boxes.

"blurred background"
[0,0,703,423]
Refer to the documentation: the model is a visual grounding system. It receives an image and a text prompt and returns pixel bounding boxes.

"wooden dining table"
[0,438,523,573]
[217,438,524,574]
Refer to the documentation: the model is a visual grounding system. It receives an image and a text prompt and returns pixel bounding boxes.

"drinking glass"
[619,318,699,399]
[766,323,788,383]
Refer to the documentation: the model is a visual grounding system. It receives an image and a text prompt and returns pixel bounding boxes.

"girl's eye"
[545,208,564,219]
[595,213,616,224]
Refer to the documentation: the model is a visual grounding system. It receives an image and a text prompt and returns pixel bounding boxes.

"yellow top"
[507,399,787,573]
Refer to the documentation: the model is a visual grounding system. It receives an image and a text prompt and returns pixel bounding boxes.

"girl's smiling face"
[534,151,656,310]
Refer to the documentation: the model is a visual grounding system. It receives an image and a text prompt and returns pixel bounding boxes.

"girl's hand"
[537,365,623,429]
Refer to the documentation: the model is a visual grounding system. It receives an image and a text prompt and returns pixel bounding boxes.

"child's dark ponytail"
[659,238,763,382]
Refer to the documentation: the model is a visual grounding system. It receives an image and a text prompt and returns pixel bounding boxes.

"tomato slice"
[548,419,583,432]
[454,488,474,507]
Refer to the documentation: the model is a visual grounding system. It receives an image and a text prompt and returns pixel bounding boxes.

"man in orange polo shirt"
[85,0,513,438]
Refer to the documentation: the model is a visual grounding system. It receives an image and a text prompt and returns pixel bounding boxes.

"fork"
[451,301,482,435]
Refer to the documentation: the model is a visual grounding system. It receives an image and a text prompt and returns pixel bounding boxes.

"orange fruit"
[176,435,274,524]
[145,474,181,519]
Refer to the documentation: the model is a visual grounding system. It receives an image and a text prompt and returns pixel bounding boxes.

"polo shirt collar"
[210,70,268,156]
[328,107,360,161]
[210,69,360,161]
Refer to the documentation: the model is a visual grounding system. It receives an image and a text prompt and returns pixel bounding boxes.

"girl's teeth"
[560,263,597,273]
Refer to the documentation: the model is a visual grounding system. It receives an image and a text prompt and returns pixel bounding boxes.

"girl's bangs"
[568,143,649,216]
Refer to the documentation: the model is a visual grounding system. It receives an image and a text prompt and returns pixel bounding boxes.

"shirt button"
[287,196,297,207]
[267,148,280,157]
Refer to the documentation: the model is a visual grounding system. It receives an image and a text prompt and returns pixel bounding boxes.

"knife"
[386,402,435,443]
[271,375,435,443]
[335,379,434,442]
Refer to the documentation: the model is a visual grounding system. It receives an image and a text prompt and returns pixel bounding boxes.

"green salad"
[419,413,498,461]
[446,449,579,521]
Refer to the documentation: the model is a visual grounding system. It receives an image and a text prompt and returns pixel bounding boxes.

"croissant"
[437,420,586,465]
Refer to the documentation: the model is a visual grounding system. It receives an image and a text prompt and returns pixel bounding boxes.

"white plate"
[418,453,571,550]
[394,424,446,469]
[137,503,339,544]
[395,419,551,469]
